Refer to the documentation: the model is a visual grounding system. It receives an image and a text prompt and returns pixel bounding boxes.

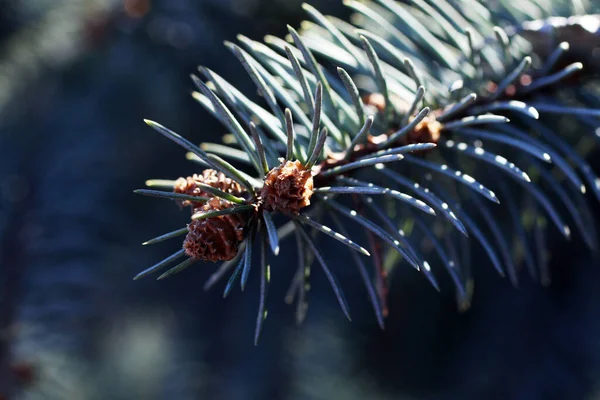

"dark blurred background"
[1,1,600,399]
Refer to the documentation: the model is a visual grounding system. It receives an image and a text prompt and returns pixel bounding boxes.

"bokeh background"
[1,1,600,399]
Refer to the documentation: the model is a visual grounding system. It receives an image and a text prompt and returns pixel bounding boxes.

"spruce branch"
[134,0,600,340]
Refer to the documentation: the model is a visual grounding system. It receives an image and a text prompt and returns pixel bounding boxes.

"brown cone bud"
[183,197,246,262]
[403,114,442,145]
[174,169,243,209]
[260,160,313,215]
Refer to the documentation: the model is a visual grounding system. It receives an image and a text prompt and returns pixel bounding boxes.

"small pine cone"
[174,169,244,209]
[403,114,442,145]
[198,169,244,194]
[261,160,314,215]
[183,197,246,262]
[174,176,202,208]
